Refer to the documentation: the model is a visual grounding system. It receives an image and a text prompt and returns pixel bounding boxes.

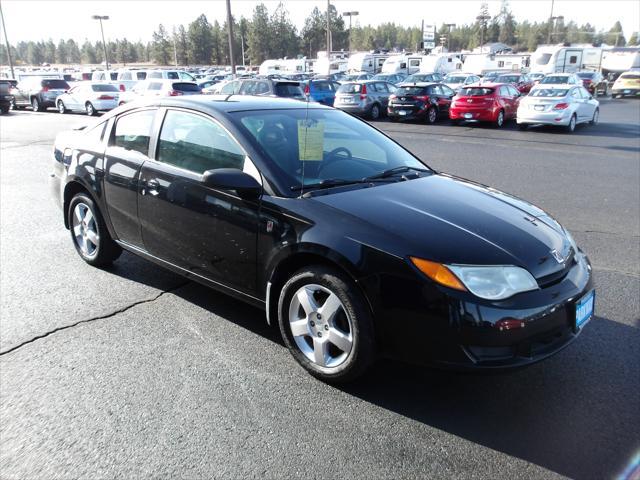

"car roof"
[397,82,438,87]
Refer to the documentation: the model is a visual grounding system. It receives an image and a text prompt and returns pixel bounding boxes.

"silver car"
[333,80,397,120]
[443,72,481,92]
[118,80,202,105]
[56,83,120,116]
[516,85,599,133]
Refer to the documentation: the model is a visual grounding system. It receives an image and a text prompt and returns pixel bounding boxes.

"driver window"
[157,110,246,174]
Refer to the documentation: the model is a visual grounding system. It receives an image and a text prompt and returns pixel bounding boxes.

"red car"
[494,73,534,94]
[449,83,522,128]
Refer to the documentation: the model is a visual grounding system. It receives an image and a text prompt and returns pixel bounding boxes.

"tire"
[85,102,96,116]
[57,100,67,114]
[0,106,9,114]
[369,103,381,120]
[565,114,577,133]
[68,193,122,267]
[278,266,375,383]
[31,97,42,112]
[426,106,438,124]
[495,109,505,128]
[590,108,599,126]
[389,116,399,122]
[517,123,528,131]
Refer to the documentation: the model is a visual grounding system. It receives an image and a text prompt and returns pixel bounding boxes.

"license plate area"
[534,105,545,111]
[575,290,595,329]
[464,113,473,119]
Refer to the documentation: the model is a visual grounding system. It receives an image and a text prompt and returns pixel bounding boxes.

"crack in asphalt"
[0,281,190,357]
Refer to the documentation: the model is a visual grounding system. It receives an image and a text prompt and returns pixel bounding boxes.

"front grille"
[537,249,576,288]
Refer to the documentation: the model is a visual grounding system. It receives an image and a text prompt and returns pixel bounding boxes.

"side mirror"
[202,168,262,199]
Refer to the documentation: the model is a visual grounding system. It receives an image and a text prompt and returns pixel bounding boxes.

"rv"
[529,44,604,74]
[381,54,425,75]
[601,47,640,74]
[419,53,464,74]
[259,58,309,76]
[462,53,530,76]
[347,52,390,74]
[314,57,348,75]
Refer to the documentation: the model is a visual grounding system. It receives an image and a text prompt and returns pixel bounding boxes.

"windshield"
[540,75,569,84]
[536,53,552,65]
[42,79,70,89]
[459,87,494,96]
[232,109,428,196]
[444,76,466,83]
[577,72,595,79]
[172,82,201,92]
[530,88,568,97]
[496,75,520,83]
[619,73,640,79]
[275,83,304,97]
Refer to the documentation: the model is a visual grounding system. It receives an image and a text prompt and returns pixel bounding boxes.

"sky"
[1,0,639,45]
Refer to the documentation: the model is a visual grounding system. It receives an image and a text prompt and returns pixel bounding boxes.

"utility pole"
[476,14,491,53]
[91,15,110,70]
[342,12,359,53]
[445,23,456,52]
[421,19,424,52]
[547,0,555,44]
[326,0,331,73]
[225,0,236,75]
[173,38,178,67]
[0,2,15,79]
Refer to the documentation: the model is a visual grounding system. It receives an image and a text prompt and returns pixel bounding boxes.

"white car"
[56,83,119,116]
[118,79,202,105]
[443,72,481,91]
[537,73,582,86]
[516,85,599,133]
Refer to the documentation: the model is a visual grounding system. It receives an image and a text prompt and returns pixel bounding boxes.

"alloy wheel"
[288,284,354,368]
[58,101,66,114]
[72,203,100,258]
[31,98,39,111]
[591,109,599,125]
[370,104,380,120]
[496,110,504,127]
[428,107,437,123]
[86,103,95,116]
[568,115,576,132]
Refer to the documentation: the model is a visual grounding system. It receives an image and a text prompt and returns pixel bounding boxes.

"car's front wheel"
[278,266,375,383]
[31,97,42,112]
[369,103,381,120]
[426,106,438,124]
[57,100,67,114]
[68,193,122,267]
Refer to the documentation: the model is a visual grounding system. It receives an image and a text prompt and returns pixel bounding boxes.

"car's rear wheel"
[68,193,122,267]
[31,97,42,112]
[590,108,599,125]
[278,266,375,383]
[517,123,528,130]
[369,103,381,120]
[566,114,576,133]
[426,106,437,124]
[495,109,505,128]
[57,100,67,114]
[85,102,96,116]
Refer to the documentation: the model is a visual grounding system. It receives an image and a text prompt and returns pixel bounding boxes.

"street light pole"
[476,15,491,53]
[0,2,15,79]
[342,11,359,53]
[91,15,110,70]
[326,0,331,73]
[547,0,555,43]
[225,0,236,75]
[445,23,456,52]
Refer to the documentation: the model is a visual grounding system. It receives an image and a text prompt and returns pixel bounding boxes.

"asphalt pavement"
[1,98,639,479]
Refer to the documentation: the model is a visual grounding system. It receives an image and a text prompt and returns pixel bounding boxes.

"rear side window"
[172,82,200,92]
[136,72,147,80]
[91,84,119,92]
[42,79,70,89]
[158,110,245,174]
[114,110,155,156]
[274,83,303,97]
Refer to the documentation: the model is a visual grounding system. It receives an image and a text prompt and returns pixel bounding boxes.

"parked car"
[51,95,594,383]
[480,71,502,84]
[611,70,640,98]
[0,80,14,113]
[334,80,397,120]
[56,83,120,116]
[494,73,534,94]
[118,80,202,105]
[302,79,341,106]
[517,85,599,132]
[198,79,219,91]
[576,71,609,96]
[538,73,581,86]
[342,72,373,82]
[313,73,347,83]
[371,73,407,86]
[401,72,444,84]
[145,69,197,82]
[529,72,545,84]
[90,70,142,91]
[387,83,455,123]
[442,72,482,92]
[12,77,70,111]
[235,78,305,101]
[449,83,522,127]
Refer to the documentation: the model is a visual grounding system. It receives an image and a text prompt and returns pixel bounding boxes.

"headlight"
[410,257,538,300]
[447,265,538,300]
[564,228,578,253]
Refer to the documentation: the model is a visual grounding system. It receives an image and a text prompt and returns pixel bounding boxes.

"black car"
[51,96,594,383]
[388,83,456,123]
[0,80,14,114]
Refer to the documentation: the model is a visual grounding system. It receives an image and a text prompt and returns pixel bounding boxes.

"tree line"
[1,1,637,67]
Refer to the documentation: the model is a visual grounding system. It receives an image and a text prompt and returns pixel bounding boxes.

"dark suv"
[12,77,70,111]
[0,80,14,114]
[220,78,305,101]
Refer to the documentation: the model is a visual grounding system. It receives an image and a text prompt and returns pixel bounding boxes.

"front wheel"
[369,103,381,120]
[278,266,375,383]
[426,106,438,124]
[68,193,122,267]
[57,100,67,114]
[85,102,96,116]
[31,97,42,112]
[590,108,599,125]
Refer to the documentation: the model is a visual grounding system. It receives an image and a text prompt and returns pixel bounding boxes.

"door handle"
[142,179,160,196]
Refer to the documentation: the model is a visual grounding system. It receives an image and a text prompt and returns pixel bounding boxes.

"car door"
[103,108,158,248]
[508,85,521,118]
[579,87,596,120]
[430,85,448,116]
[137,108,261,293]
[66,85,83,111]
[498,86,513,118]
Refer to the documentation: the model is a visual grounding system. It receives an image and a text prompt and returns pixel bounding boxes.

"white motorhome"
[462,53,530,75]
[258,58,308,76]
[347,52,390,74]
[601,47,640,74]
[314,57,348,75]
[419,53,463,74]
[530,44,604,74]
[381,54,425,75]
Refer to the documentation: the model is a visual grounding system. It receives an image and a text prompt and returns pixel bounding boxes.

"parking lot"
[1,98,639,479]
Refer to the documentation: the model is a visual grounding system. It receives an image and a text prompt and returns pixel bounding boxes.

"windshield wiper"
[362,166,430,181]
[290,178,366,192]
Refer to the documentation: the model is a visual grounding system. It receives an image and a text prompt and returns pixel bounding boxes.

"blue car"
[302,79,341,106]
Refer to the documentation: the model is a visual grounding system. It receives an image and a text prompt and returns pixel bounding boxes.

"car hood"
[312,174,572,279]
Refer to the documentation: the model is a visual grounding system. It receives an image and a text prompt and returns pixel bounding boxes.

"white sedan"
[517,85,599,133]
[56,83,119,116]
